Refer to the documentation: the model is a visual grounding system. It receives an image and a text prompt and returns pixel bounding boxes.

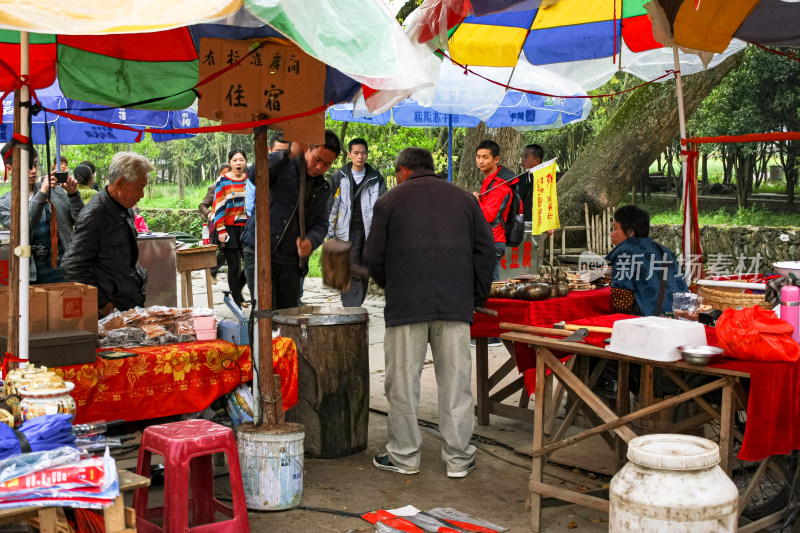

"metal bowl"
[774,261,800,281]
[678,345,725,366]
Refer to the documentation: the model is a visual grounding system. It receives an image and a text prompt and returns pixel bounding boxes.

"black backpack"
[504,189,525,248]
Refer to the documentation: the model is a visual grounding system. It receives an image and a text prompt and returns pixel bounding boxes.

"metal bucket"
[236,422,304,511]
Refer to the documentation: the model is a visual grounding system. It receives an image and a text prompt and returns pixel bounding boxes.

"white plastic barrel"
[236,422,304,511]
[609,434,738,532]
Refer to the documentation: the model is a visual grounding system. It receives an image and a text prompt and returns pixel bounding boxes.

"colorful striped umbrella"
[0,1,436,113]
[649,0,800,54]
[442,0,745,92]
[0,81,199,145]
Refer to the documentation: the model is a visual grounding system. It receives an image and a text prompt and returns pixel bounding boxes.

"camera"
[54,171,68,184]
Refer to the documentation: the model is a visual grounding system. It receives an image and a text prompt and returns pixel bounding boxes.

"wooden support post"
[720,383,735,476]
[530,346,547,533]
[584,204,591,253]
[254,126,278,429]
[615,361,630,470]
[37,508,58,533]
[475,337,490,425]
[7,91,20,360]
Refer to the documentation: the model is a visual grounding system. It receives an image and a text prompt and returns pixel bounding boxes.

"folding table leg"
[615,361,630,470]
[475,338,490,426]
[720,383,735,476]
[530,349,547,533]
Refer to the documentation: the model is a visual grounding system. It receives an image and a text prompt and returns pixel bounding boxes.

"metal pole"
[447,115,453,182]
[673,46,691,269]
[18,32,31,362]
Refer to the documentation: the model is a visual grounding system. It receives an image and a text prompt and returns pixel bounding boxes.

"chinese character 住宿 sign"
[198,38,326,143]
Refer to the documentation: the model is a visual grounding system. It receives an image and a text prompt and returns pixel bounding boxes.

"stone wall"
[650,224,800,274]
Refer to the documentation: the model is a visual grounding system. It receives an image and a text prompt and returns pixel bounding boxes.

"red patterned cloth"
[522,314,800,462]
[471,287,612,339]
[54,338,298,424]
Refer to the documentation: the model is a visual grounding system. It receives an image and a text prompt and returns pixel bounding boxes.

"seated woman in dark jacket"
[606,205,688,316]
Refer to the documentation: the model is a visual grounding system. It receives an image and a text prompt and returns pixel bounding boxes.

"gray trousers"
[341,228,368,307]
[384,321,476,473]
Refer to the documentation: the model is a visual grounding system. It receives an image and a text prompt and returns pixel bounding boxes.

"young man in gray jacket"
[327,138,387,307]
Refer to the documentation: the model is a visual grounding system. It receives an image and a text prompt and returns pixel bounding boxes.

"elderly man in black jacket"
[62,152,152,317]
[365,147,495,479]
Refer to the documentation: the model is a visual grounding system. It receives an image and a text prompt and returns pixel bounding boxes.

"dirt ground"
[136,274,608,532]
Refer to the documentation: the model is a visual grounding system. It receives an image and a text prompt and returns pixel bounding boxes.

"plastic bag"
[716,306,800,362]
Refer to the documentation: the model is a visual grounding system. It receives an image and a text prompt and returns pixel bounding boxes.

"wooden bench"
[0,470,150,533]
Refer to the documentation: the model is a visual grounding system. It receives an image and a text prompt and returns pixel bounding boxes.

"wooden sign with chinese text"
[198,38,326,143]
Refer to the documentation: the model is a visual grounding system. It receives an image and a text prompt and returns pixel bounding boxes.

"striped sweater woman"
[211,149,249,306]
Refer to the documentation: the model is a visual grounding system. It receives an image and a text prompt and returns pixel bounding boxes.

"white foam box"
[607,317,707,362]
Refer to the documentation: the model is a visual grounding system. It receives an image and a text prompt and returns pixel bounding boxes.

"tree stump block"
[274,306,370,458]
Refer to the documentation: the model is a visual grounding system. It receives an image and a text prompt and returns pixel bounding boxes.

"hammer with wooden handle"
[553,321,613,334]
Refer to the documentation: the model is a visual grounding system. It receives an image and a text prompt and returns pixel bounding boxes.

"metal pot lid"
[273,306,369,326]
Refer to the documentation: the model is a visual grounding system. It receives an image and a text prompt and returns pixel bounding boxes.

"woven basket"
[697,285,772,310]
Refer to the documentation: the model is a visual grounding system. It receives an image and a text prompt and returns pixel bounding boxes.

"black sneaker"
[488,337,502,347]
[447,460,476,478]
[373,453,419,475]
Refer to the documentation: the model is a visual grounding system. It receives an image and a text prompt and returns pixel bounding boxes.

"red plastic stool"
[133,419,250,533]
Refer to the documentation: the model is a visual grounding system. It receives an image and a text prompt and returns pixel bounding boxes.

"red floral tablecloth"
[471,288,612,338]
[53,337,298,424]
[519,314,800,462]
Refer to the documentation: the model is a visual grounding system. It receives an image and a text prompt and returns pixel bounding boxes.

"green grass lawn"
[649,157,800,195]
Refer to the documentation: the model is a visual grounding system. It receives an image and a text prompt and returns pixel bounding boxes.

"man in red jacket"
[365,147,494,479]
[474,140,517,346]
[474,139,517,282]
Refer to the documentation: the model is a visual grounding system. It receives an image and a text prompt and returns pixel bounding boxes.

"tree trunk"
[780,142,799,206]
[178,166,185,202]
[734,150,753,208]
[338,121,349,167]
[556,52,744,225]
[455,123,521,192]
[701,152,708,194]
[665,145,676,192]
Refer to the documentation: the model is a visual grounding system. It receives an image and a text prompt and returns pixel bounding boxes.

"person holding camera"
[0,142,84,284]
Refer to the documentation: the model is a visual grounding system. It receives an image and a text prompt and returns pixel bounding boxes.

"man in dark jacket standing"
[62,152,152,316]
[241,130,339,310]
[327,138,387,307]
[365,147,494,478]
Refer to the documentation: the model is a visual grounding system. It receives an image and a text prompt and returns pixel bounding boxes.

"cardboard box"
[37,282,99,334]
[0,329,97,367]
[0,286,48,336]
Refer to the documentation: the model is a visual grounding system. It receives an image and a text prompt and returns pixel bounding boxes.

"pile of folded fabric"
[0,414,76,460]
[0,446,119,509]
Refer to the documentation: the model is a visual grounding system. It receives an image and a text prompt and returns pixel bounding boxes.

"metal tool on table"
[500,322,588,342]
[220,291,250,345]
[553,321,613,334]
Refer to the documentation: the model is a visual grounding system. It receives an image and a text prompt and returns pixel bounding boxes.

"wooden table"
[498,328,798,532]
[176,245,218,308]
[0,470,150,533]
[471,290,612,425]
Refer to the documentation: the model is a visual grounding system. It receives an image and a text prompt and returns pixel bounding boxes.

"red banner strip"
[39,102,330,141]
[683,131,800,145]
[436,49,676,100]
